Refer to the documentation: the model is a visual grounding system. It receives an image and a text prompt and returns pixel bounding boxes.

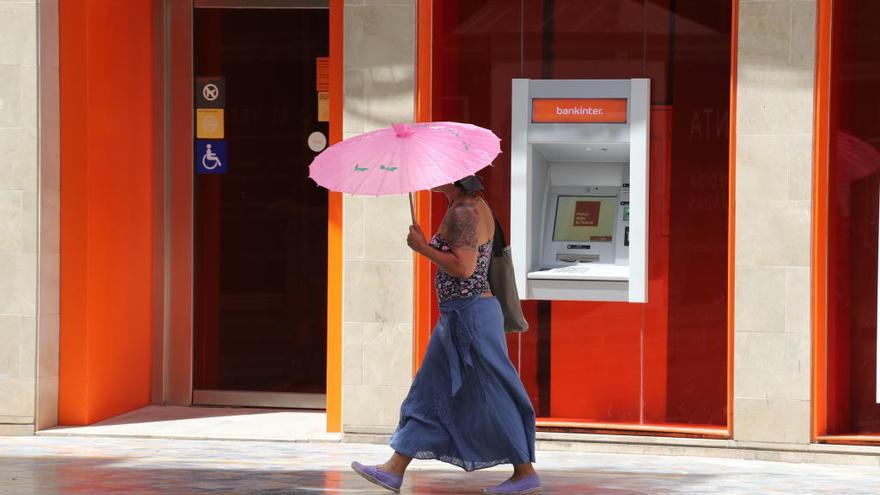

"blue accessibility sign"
[196,140,227,174]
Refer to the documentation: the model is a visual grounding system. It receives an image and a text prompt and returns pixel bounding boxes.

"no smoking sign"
[195,77,225,108]
[203,84,219,101]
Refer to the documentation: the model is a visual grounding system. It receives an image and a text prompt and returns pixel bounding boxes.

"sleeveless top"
[431,234,493,302]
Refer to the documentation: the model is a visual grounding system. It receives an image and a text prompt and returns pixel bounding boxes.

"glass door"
[192,1,329,409]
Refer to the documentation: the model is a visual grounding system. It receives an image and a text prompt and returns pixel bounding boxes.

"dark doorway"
[192,6,329,407]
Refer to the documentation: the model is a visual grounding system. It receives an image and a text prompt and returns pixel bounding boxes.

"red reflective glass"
[430,0,732,429]
[825,0,880,435]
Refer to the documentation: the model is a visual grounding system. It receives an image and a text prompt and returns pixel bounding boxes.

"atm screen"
[552,195,618,242]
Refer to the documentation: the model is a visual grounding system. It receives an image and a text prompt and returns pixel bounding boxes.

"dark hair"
[453,175,484,194]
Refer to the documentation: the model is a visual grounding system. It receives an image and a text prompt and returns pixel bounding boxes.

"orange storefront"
[412,0,737,437]
[57,0,346,429]
[56,0,737,436]
[50,0,880,452]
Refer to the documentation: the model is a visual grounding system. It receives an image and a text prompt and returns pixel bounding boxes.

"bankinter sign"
[531,99,628,124]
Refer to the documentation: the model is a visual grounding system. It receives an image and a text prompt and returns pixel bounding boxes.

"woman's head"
[454,175,484,193]
[431,175,484,197]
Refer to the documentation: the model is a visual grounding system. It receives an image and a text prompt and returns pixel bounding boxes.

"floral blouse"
[430,233,493,302]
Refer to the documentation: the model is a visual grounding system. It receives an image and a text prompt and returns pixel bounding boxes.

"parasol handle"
[408,192,417,225]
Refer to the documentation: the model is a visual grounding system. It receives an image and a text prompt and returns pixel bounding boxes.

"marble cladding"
[341,0,417,432]
[733,0,816,445]
[0,0,60,432]
[36,0,61,431]
[0,0,39,430]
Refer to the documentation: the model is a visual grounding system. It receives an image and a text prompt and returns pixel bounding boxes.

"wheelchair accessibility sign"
[196,140,227,174]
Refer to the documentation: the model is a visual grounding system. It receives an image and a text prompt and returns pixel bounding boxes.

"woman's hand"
[406,224,429,254]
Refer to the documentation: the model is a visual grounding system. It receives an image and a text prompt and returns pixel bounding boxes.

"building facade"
[1,0,879,464]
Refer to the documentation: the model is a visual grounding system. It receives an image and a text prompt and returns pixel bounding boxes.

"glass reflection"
[430,0,732,428]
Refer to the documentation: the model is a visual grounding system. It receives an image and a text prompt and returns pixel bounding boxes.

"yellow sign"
[196,109,224,139]
[318,92,330,122]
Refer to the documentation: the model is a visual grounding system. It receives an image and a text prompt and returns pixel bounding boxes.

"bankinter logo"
[532,99,627,123]
[556,106,605,116]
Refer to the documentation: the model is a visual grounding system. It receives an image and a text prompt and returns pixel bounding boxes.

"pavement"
[37,406,338,443]
[2,435,880,494]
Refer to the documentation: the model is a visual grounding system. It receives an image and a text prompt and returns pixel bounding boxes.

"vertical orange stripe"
[413,0,434,372]
[726,0,739,438]
[60,0,155,425]
[812,0,833,440]
[58,0,89,426]
[326,0,344,433]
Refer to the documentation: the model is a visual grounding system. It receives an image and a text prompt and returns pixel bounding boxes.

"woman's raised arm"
[406,204,480,278]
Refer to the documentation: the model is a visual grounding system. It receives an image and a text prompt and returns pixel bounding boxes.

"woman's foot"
[350,461,403,493]
[510,462,538,483]
[482,473,542,494]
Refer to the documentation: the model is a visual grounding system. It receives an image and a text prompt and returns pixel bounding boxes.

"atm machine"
[510,79,650,303]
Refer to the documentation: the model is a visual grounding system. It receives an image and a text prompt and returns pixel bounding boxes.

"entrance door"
[192,2,329,409]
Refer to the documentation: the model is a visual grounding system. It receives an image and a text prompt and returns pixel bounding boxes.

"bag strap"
[491,213,507,257]
[477,195,507,256]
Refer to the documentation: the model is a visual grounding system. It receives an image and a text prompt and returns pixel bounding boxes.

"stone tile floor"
[1,436,879,494]
[38,406,337,443]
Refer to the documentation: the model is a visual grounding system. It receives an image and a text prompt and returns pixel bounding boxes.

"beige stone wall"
[0,0,60,435]
[341,0,417,433]
[733,0,816,445]
[0,0,39,434]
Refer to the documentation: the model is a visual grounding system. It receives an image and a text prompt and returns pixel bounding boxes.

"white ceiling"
[533,142,629,163]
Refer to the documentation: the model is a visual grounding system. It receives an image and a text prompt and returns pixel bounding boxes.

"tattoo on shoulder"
[442,204,479,249]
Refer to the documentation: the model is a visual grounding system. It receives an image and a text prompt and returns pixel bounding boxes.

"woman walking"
[351,176,540,494]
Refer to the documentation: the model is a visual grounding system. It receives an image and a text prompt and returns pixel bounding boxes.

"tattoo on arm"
[442,204,479,249]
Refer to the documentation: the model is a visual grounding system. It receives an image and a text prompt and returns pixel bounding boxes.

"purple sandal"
[482,474,542,495]
[350,461,403,493]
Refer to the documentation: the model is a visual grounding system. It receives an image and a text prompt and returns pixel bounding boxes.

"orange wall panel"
[59,0,155,425]
[550,302,643,421]
[58,0,89,426]
[325,0,344,432]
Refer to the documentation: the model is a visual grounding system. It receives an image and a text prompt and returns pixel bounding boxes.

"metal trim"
[627,78,650,303]
[536,420,730,438]
[166,0,195,406]
[194,0,329,8]
[193,390,327,409]
[151,0,168,405]
[167,1,334,408]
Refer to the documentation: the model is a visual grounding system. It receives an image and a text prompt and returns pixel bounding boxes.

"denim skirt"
[389,295,536,471]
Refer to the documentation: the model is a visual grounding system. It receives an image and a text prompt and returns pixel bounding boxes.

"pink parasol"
[308,122,501,221]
